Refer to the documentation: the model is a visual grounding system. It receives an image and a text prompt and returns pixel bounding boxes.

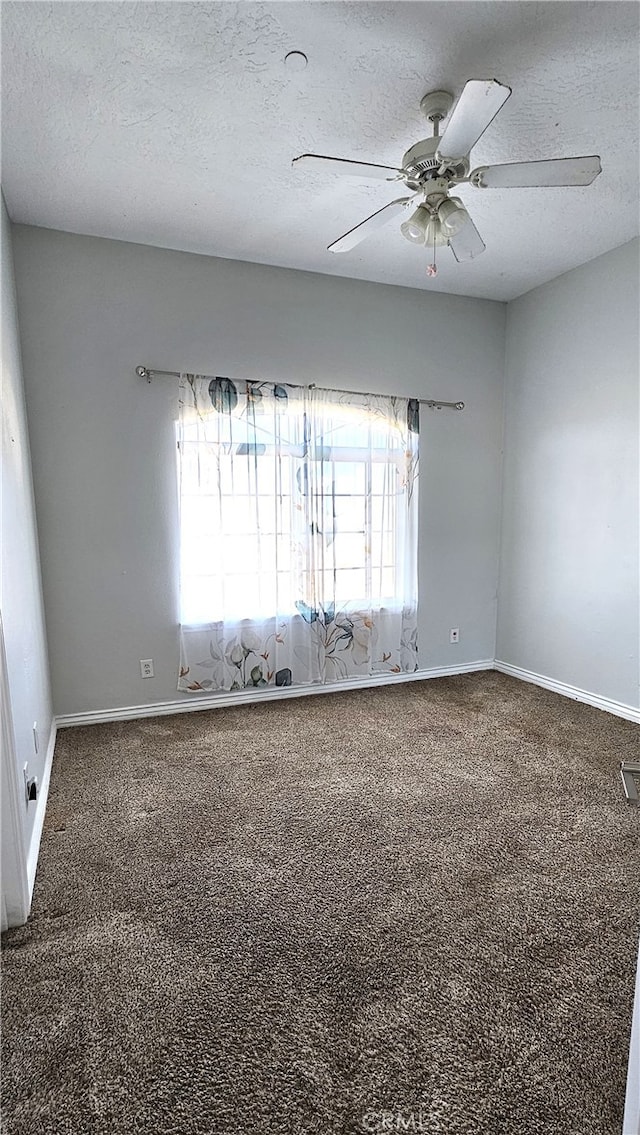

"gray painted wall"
[1,198,53,850]
[12,226,506,716]
[497,239,639,709]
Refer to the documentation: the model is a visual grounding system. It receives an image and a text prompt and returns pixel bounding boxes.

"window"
[179,390,410,625]
[177,375,419,692]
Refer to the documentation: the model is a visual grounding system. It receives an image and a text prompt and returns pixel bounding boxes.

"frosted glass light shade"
[400,205,431,244]
[424,217,448,247]
[438,197,469,236]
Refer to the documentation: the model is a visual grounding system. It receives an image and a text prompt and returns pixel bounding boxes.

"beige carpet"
[2,671,639,1135]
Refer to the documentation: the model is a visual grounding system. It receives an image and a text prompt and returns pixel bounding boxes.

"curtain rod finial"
[136,366,152,382]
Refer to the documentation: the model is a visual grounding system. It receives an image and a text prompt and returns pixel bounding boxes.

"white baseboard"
[26,717,57,896]
[494,660,640,724]
[55,660,495,728]
[55,660,640,729]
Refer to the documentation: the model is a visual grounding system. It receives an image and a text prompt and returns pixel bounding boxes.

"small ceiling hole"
[284,51,308,71]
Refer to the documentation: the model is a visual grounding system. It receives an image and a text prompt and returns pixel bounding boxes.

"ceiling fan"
[292,80,602,266]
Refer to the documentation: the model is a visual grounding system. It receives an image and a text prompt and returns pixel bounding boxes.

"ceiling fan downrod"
[420,90,455,136]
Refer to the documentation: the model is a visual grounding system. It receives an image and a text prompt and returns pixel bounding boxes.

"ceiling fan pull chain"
[426,227,438,277]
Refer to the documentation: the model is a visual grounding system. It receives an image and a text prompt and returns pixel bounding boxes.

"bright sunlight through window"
[178,397,407,626]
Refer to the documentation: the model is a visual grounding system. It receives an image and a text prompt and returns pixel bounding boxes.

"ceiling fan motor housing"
[401,137,468,189]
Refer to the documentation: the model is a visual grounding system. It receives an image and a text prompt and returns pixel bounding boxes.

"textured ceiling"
[2,1,639,301]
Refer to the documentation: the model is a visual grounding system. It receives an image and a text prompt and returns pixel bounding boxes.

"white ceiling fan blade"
[437,79,512,162]
[448,213,486,262]
[328,198,413,253]
[471,155,602,188]
[292,154,404,180]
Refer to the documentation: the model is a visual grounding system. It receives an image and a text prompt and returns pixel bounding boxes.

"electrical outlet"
[140,658,154,679]
[449,628,460,644]
[33,722,39,754]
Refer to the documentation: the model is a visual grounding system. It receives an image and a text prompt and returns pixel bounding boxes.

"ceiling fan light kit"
[437,197,469,236]
[400,205,432,244]
[424,218,447,250]
[292,78,602,269]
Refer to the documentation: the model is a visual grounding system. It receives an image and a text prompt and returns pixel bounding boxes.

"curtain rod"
[135,366,464,411]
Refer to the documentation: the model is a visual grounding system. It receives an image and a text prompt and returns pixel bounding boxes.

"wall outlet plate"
[449,628,460,644]
[140,659,154,678]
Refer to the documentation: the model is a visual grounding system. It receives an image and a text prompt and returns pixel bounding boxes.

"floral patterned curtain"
[177,375,419,693]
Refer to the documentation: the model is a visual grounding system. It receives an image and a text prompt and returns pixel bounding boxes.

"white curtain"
[177,375,419,693]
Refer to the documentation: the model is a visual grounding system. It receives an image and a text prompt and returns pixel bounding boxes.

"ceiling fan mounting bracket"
[420,90,454,125]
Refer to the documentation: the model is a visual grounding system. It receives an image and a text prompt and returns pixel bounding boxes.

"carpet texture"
[2,672,639,1135]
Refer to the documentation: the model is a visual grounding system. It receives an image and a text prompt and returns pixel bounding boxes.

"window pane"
[181,496,219,538]
[221,533,262,565]
[311,461,334,495]
[181,576,223,625]
[333,497,366,533]
[222,574,266,617]
[333,532,366,567]
[371,496,391,531]
[381,567,396,596]
[219,496,254,534]
[371,463,398,494]
[252,455,280,494]
[181,533,221,564]
[319,570,337,600]
[334,568,367,601]
[370,529,395,566]
[275,537,293,571]
[331,462,366,495]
